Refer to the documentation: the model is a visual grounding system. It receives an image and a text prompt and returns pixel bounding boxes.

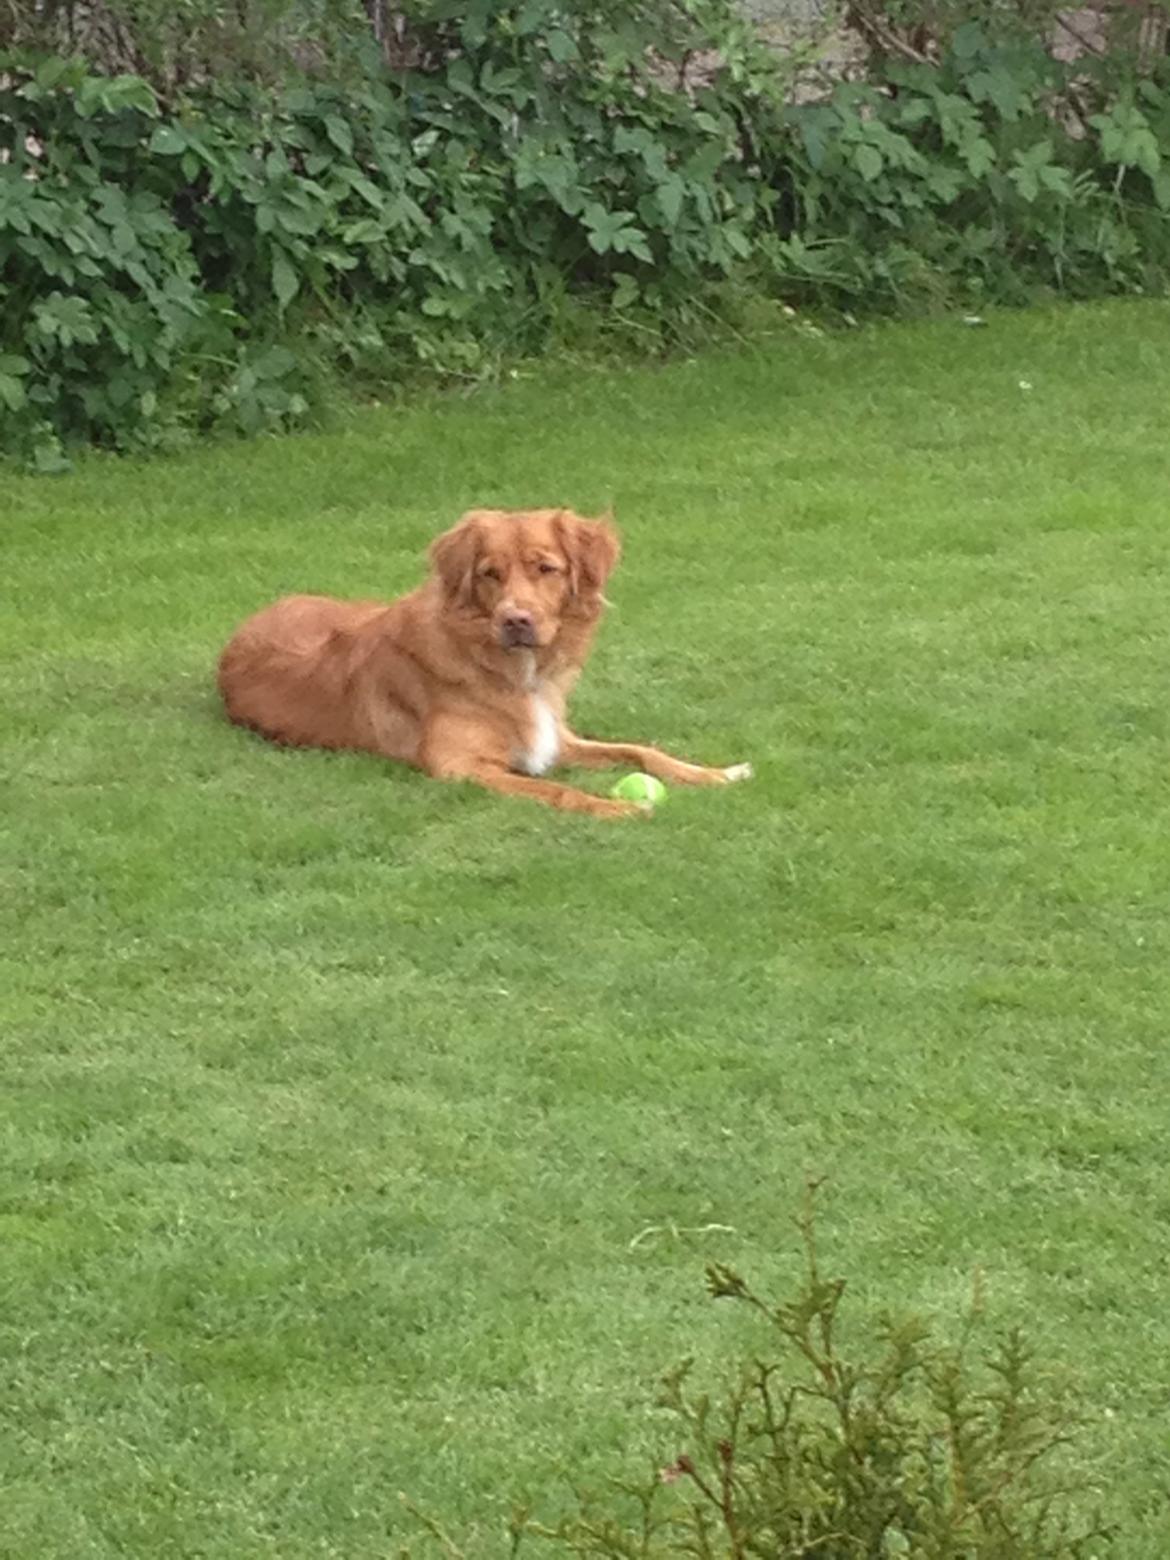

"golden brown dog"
[217,507,752,819]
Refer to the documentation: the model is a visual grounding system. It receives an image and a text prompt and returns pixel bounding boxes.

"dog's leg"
[562,734,753,788]
[421,718,647,817]
[441,760,649,819]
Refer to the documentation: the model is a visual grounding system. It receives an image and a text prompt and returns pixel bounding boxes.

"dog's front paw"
[723,762,754,783]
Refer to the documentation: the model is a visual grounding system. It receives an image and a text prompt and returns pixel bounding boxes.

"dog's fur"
[217,507,751,818]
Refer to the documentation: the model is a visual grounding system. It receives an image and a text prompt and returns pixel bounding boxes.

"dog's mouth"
[499,622,540,650]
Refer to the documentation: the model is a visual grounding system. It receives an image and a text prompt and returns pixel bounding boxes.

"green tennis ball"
[610,772,667,806]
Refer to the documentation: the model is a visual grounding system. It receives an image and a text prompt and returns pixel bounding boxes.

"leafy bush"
[0,59,320,466]
[0,65,195,468]
[4,3,1170,467]
[408,1191,1113,1558]
[769,26,1170,311]
[0,2,786,466]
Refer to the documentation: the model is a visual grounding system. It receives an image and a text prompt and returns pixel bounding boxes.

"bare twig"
[1054,11,1108,59]
[844,2,933,65]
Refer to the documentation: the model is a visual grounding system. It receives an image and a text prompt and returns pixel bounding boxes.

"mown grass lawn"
[3,300,1170,1556]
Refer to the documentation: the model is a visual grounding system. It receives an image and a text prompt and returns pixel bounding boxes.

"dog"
[217,507,752,819]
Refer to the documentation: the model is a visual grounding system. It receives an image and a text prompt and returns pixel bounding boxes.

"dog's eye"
[537,562,558,575]
[480,567,501,582]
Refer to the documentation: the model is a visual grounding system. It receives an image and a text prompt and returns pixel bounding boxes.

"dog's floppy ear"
[428,513,482,603]
[557,509,621,599]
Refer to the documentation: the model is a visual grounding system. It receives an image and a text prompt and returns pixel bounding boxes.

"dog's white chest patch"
[519,693,560,777]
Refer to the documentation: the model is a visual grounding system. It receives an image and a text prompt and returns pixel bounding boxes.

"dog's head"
[428,507,620,651]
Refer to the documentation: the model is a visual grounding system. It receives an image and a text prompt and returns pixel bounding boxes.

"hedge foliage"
[2,0,1169,466]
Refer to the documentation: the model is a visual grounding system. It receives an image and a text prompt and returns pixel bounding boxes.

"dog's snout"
[500,609,537,648]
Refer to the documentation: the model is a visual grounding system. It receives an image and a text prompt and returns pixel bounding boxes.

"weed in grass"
[467,1186,1112,1558]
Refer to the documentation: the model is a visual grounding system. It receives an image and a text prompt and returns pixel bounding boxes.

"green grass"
[4,299,1170,1555]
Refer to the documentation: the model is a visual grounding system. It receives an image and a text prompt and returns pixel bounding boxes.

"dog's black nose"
[500,611,536,647]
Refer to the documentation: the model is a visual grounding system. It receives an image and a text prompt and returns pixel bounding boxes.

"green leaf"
[517,0,551,30]
[274,203,325,237]
[546,28,578,63]
[33,442,72,476]
[482,62,522,96]
[611,272,639,309]
[35,57,75,90]
[1016,139,1054,171]
[724,226,752,259]
[656,177,685,227]
[108,374,136,409]
[0,353,30,375]
[798,110,833,173]
[149,124,187,156]
[854,144,884,182]
[253,345,297,379]
[339,168,385,210]
[1008,164,1039,203]
[896,97,933,127]
[271,249,300,311]
[446,56,475,94]
[1128,129,1161,179]
[33,292,99,347]
[968,67,1022,121]
[926,167,964,202]
[0,373,26,412]
[103,74,159,116]
[324,115,353,157]
[952,21,985,59]
[964,137,996,178]
[342,217,386,244]
[1038,165,1073,198]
